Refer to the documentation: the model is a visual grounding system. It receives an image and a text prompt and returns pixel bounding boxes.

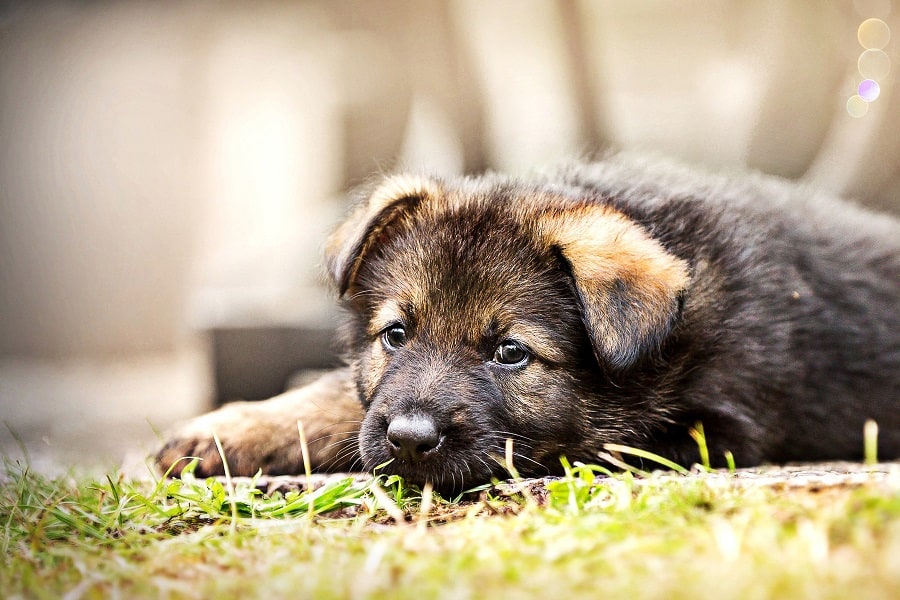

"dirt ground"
[221,461,900,503]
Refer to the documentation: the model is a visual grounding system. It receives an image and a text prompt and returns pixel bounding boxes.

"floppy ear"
[538,204,690,370]
[325,175,439,296]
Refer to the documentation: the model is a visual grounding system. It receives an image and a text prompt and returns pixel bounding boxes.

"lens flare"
[857,49,891,79]
[846,95,869,118]
[858,18,891,49]
[858,79,881,101]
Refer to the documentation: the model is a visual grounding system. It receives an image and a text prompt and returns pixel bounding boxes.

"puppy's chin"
[365,453,500,496]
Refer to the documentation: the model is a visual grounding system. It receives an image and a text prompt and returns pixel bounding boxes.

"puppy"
[156,155,900,494]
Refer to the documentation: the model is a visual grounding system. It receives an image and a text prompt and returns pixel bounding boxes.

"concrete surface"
[0,341,212,477]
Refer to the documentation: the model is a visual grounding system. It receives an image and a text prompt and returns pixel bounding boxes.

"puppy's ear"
[326,175,439,296]
[538,204,690,370]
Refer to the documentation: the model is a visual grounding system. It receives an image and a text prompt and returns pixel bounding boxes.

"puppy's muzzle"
[386,414,442,463]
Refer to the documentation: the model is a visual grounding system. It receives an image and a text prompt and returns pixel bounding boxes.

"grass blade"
[602,443,690,475]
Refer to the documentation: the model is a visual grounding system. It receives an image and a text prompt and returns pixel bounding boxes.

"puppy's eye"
[381,324,408,350]
[493,340,529,366]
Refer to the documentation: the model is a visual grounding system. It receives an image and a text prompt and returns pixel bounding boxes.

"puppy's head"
[326,174,690,493]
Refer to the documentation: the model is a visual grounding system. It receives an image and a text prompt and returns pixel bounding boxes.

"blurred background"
[1,0,898,473]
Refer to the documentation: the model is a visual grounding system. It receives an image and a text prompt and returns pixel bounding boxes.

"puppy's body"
[559,159,900,463]
[157,156,900,493]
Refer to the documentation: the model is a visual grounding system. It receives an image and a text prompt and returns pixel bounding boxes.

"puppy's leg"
[154,368,363,477]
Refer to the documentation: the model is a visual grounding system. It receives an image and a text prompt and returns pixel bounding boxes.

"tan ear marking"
[367,175,437,215]
[325,175,441,296]
[537,204,690,369]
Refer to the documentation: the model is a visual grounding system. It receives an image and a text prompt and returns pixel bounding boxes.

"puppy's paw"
[154,369,364,478]
[155,401,302,478]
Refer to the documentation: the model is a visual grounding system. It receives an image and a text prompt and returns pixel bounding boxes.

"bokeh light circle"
[858,49,891,79]
[858,18,891,49]
[858,79,881,101]
[856,50,891,79]
[846,95,870,117]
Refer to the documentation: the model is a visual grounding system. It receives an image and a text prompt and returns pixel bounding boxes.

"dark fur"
[157,155,900,494]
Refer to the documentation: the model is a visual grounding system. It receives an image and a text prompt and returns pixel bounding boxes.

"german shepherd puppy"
[156,155,900,494]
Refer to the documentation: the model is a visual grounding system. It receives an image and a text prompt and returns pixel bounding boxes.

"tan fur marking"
[545,206,689,294]
[326,175,442,295]
[537,203,690,366]
[368,175,439,214]
[370,301,403,337]
[363,342,391,399]
[504,324,567,364]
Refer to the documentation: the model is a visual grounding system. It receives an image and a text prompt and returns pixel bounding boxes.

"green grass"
[3,453,900,600]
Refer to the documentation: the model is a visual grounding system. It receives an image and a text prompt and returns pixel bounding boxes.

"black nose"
[386,414,441,463]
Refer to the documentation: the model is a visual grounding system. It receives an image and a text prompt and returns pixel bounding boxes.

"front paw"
[155,369,364,478]
[154,401,304,478]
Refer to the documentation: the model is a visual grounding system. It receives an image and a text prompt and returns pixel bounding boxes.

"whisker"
[489,430,539,445]
[315,438,362,472]
[321,438,356,459]
[473,454,495,480]
[307,430,360,447]
[513,454,546,474]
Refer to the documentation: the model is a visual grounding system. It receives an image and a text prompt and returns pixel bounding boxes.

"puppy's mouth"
[360,414,511,495]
